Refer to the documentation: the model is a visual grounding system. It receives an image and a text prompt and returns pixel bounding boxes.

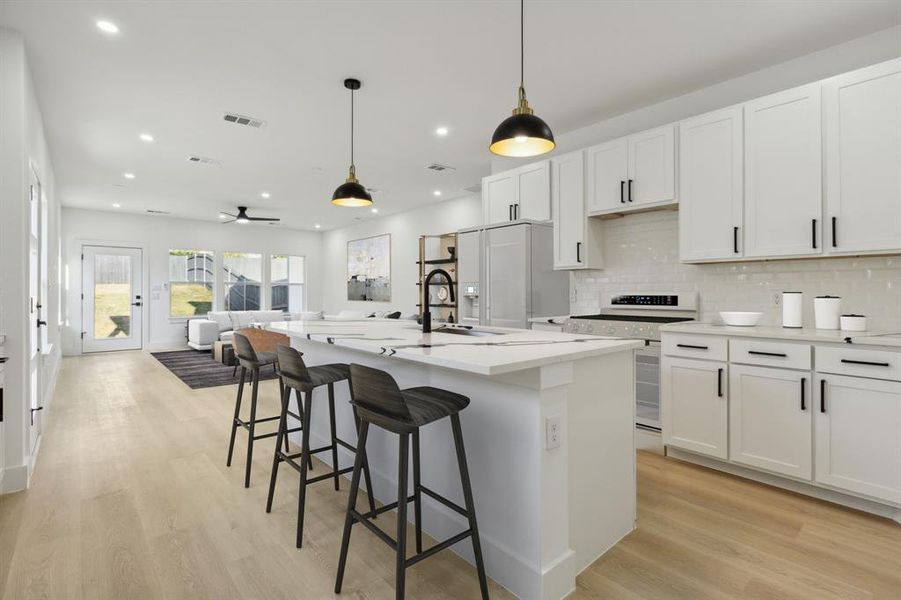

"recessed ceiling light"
[112,203,121,208]
[139,133,154,142]
[96,20,119,34]
[433,190,442,197]
[260,192,270,199]
[371,208,379,213]
[435,126,449,136]
[314,224,321,229]
[123,172,135,179]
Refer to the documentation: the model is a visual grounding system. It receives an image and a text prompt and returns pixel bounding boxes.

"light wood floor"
[0,350,899,600]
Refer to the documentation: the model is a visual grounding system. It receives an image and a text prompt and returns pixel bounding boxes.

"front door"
[82,246,143,352]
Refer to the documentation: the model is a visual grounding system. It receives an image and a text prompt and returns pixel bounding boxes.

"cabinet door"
[815,375,901,504]
[485,224,529,329]
[551,151,585,269]
[744,84,822,258]
[729,365,811,480]
[483,173,517,225]
[662,357,728,459]
[586,138,628,212]
[627,124,676,205]
[679,107,744,261]
[824,58,901,253]
[516,161,550,221]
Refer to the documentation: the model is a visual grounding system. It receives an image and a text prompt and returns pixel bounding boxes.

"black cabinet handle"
[508,205,513,221]
[717,368,724,397]
[841,359,890,367]
[627,179,634,202]
[620,180,625,204]
[677,343,709,350]
[576,242,582,263]
[514,204,519,220]
[36,320,47,327]
[812,218,817,249]
[800,377,806,411]
[832,217,837,247]
[132,302,142,307]
[748,350,787,358]
[733,226,739,254]
[31,406,43,426]
[820,379,826,413]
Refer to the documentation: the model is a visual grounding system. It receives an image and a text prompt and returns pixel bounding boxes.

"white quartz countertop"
[268,319,641,376]
[660,322,901,347]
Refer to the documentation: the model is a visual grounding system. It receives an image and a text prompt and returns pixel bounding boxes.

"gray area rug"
[151,350,279,389]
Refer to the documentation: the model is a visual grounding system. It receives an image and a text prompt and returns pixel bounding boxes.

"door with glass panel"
[82,246,143,352]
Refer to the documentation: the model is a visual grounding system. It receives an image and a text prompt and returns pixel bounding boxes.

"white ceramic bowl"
[719,311,763,327]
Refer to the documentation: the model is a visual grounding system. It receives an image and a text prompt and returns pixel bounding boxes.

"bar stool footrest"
[406,529,474,568]
[420,485,468,516]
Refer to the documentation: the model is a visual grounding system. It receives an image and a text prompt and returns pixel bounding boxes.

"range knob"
[607,324,617,335]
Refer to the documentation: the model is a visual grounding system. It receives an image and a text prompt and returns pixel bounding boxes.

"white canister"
[814,296,842,330]
[782,292,803,328]
[840,314,867,332]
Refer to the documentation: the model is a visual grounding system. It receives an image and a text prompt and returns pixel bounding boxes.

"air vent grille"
[187,155,223,165]
[146,209,171,215]
[427,163,455,172]
[223,112,265,128]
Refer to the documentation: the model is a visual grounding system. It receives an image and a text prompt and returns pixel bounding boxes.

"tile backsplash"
[571,210,901,331]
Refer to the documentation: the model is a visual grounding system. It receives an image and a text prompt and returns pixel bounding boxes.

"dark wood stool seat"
[266,346,376,548]
[226,333,293,488]
[335,364,489,600]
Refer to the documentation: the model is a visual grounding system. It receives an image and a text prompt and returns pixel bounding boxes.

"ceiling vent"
[187,155,223,165]
[146,209,171,215]
[223,112,265,128]
[427,163,455,172]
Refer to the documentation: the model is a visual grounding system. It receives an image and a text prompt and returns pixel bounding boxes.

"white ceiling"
[2,1,899,231]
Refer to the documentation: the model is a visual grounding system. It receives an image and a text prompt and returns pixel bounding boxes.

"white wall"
[61,208,323,354]
[0,29,62,493]
[321,194,482,315]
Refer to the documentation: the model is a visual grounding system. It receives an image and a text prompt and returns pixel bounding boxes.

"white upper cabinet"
[551,151,603,270]
[744,84,823,258]
[627,124,676,205]
[679,106,744,262]
[824,58,901,254]
[586,138,628,213]
[483,161,550,225]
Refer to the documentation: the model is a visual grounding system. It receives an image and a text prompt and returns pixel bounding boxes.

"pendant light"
[332,78,373,207]
[489,0,555,157]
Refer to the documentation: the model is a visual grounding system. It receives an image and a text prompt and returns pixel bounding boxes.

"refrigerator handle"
[484,244,490,322]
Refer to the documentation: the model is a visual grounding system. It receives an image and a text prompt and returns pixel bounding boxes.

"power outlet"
[772,293,782,307]
[545,415,561,450]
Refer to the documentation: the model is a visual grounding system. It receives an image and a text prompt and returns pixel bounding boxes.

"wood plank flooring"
[1,349,899,599]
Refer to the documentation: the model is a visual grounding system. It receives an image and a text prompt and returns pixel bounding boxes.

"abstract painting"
[347,234,391,301]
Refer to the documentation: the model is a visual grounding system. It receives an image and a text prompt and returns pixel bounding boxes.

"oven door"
[635,341,661,430]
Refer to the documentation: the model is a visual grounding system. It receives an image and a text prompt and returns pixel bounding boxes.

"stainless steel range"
[564,293,698,431]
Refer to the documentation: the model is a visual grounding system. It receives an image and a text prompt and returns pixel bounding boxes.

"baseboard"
[1,464,28,494]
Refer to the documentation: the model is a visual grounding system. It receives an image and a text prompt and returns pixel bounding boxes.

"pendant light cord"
[350,87,355,169]
[520,0,524,89]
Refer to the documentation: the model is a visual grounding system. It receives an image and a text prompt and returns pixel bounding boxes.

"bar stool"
[267,345,377,548]
[335,364,489,600]
[226,331,293,488]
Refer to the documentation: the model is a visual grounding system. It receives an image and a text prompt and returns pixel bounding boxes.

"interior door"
[28,177,43,454]
[627,124,676,205]
[586,138,628,212]
[82,246,143,352]
[485,224,529,329]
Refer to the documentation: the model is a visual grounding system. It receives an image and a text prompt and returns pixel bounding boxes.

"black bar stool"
[226,331,292,488]
[335,364,489,600]
[267,345,377,548]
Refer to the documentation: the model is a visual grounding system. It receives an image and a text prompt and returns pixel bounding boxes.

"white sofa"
[187,310,323,350]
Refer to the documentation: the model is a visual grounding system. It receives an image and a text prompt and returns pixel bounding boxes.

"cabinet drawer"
[730,339,811,370]
[816,346,901,381]
[662,334,727,361]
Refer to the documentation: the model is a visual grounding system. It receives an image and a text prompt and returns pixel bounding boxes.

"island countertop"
[268,319,642,376]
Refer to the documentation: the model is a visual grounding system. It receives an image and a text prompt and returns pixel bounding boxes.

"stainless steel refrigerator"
[456,221,570,329]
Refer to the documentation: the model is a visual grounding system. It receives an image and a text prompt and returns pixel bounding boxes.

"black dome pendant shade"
[489,0,555,157]
[332,78,373,207]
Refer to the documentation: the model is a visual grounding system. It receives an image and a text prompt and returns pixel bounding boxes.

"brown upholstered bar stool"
[267,345,377,548]
[226,331,292,488]
[335,364,489,600]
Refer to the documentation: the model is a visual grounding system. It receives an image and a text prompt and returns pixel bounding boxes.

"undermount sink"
[432,326,505,337]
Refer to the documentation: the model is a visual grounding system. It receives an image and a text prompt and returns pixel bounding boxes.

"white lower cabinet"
[815,374,901,504]
[662,357,728,459]
[729,365,812,480]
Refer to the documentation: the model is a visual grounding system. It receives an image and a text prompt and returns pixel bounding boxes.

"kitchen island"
[267,319,641,600]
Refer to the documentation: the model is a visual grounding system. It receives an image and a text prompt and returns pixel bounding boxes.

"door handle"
[800,377,806,411]
[132,302,143,307]
[31,406,43,425]
[627,179,634,202]
[717,368,724,398]
[620,180,625,203]
[733,226,739,254]
[820,379,826,413]
[36,320,47,327]
[576,242,582,263]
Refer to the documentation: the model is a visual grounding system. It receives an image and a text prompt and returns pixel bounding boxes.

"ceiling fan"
[219,206,280,224]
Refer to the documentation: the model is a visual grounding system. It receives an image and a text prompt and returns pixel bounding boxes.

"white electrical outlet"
[545,415,561,450]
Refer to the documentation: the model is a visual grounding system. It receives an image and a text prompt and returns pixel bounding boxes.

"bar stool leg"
[278,378,290,454]
[355,411,378,516]
[335,421,370,594]
[296,390,313,548]
[266,384,292,513]
[295,391,314,471]
[412,430,423,554]
[395,432,410,600]
[451,414,489,600]
[328,383,341,491]
[226,366,246,467]
[244,368,260,488]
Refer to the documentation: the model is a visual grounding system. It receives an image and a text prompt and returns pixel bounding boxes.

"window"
[271,255,305,312]
[169,249,214,317]
[223,252,262,311]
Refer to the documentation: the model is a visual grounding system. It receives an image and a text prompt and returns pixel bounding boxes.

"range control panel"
[602,292,698,312]
[610,295,679,307]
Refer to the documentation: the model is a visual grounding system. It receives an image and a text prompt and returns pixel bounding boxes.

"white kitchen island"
[267,319,641,600]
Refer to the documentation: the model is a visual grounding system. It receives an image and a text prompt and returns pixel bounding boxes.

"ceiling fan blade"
[248,216,280,222]
[220,211,237,218]
[221,218,237,224]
